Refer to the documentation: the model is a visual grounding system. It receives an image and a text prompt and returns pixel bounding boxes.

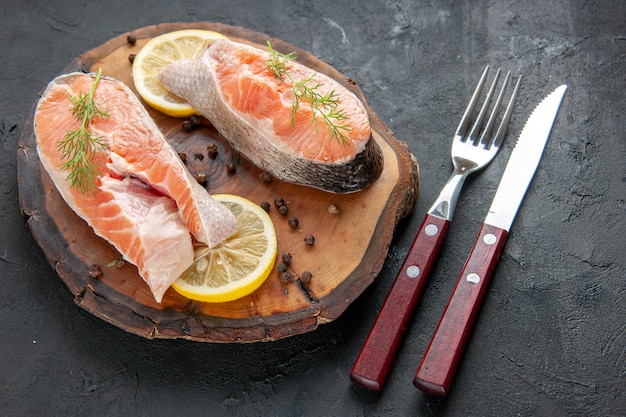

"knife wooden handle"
[350,213,450,391]
[413,223,508,396]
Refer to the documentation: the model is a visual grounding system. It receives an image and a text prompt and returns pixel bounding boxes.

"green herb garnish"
[266,42,352,145]
[267,42,296,81]
[57,68,110,195]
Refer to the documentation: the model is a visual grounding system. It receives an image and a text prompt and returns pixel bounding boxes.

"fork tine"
[467,68,502,143]
[455,65,490,137]
[492,75,522,148]
[479,71,512,148]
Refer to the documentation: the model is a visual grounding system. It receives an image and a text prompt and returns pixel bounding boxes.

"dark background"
[1,1,624,416]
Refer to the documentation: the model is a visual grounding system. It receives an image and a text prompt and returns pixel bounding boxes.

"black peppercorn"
[304,234,315,245]
[260,201,271,212]
[280,271,293,282]
[301,271,312,282]
[274,197,284,208]
[288,216,299,228]
[88,264,102,278]
[128,53,136,64]
[206,143,218,159]
[281,253,292,265]
[226,162,236,173]
[196,172,207,185]
[259,172,272,183]
[277,263,288,273]
[127,34,137,45]
[182,115,201,131]
[278,205,288,216]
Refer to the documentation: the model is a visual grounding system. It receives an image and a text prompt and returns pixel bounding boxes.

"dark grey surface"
[1,1,624,416]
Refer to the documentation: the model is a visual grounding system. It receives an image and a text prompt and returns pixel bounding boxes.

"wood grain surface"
[17,22,419,342]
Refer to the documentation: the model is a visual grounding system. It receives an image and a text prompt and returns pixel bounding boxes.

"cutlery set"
[350,65,567,395]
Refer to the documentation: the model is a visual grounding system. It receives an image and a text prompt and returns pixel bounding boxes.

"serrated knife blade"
[484,84,568,231]
[413,84,568,397]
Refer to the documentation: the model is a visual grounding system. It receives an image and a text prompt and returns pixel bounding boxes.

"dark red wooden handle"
[350,213,450,391]
[413,223,508,396]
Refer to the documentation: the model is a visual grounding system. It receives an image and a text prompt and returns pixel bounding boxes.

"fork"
[349,66,521,391]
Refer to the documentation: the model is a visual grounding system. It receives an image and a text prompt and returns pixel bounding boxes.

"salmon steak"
[158,39,384,193]
[34,72,237,302]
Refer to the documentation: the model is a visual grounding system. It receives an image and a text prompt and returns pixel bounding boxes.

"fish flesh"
[158,39,383,193]
[34,72,237,302]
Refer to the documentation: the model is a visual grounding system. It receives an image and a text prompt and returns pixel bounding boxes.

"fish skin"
[34,72,238,302]
[158,39,384,193]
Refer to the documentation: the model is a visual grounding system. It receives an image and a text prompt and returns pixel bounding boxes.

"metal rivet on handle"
[406,265,420,278]
[466,273,480,284]
[483,233,497,245]
[425,224,439,236]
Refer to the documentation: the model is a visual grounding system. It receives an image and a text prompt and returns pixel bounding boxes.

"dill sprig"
[57,68,110,196]
[266,42,352,145]
[266,42,295,81]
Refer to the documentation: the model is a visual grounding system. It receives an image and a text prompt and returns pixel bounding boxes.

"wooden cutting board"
[17,22,419,342]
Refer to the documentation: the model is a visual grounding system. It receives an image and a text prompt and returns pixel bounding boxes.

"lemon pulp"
[132,29,228,117]
[172,194,277,303]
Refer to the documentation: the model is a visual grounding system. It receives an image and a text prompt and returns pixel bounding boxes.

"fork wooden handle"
[413,223,508,396]
[350,213,450,391]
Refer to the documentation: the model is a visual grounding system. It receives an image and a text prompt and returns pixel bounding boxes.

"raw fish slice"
[34,72,237,302]
[35,72,237,248]
[94,176,193,302]
[159,39,383,193]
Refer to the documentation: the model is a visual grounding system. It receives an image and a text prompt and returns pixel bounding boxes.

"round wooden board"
[17,22,419,342]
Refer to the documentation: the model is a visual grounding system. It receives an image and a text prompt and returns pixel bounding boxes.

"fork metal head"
[452,66,521,174]
[428,65,521,220]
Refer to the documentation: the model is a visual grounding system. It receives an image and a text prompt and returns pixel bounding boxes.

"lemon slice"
[132,29,228,117]
[172,194,278,303]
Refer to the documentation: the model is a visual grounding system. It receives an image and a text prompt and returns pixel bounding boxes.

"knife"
[413,84,567,396]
